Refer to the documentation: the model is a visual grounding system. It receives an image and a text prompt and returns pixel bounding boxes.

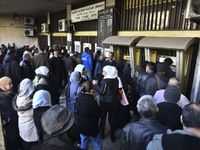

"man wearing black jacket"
[121,95,168,150]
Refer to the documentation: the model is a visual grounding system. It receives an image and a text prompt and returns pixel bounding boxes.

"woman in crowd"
[33,89,52,142]
[76,81,102,150]
[65,71,82,112]
[12,78,39,149]
[74,64,87,84]
[93,65,120,143]
[33,66,49,92]
[0,76,20,150]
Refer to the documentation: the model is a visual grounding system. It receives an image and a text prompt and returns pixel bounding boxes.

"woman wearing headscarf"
[74,64,88,84]
[93,65,121,143]
[33,66,49,92]
[65,71,82,112]
[0,76,20,150]
[12,78,39,150]
[33,90,52,142]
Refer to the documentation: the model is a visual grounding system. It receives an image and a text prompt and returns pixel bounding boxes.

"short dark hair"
[109,52,114,57]
[182,103,200,129]
[147,62,156,72]
[164,58,173,66]
[85,47,89,52]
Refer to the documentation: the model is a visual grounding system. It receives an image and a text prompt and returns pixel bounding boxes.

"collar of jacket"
[0,90,15,99]
[140,117,158,123]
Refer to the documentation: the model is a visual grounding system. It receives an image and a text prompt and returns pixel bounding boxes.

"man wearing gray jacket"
[147,103,200,150]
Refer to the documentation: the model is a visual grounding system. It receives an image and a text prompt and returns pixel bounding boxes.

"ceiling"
[0,0,90,17]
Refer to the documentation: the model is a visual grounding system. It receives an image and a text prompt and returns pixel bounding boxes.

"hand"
[92,80,98,85]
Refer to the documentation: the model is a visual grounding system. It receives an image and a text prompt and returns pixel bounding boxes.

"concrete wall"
[0,15,38,48]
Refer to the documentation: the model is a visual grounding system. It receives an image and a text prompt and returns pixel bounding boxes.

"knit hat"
[19,78,35,99]
[157,62,168,73]
[0,76,12,91]
[41,105,75,137]
[164,85,181,103]
[32,90,52,109]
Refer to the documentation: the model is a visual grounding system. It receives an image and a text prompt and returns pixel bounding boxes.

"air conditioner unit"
[186,0,200,22]
[23,28,34,37]
[58,19,68,32]
[41,23,49,33]
[24,17,34,25]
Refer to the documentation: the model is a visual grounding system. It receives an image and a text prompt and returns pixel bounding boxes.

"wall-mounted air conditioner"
[58,19,68,32]
[24,17,34,25]
[186,0,200,22]
[23,28,34,37]
[41,23,49,33]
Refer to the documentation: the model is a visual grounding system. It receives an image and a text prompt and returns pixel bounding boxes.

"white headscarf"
[74,64,85,72]
[103,65,123,88]
[74,64,87,80]
[32,90,52,109]
[23,51,33,59]
[35,66,49,76]
[18,78,35,99]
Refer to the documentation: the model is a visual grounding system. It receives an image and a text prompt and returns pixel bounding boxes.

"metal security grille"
[119,0,200,31]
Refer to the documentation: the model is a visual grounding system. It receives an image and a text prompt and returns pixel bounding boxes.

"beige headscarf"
[0,76,12,92]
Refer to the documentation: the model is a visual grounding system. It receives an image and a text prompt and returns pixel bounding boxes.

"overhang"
[136,37,198,51]
[103,36,143,46]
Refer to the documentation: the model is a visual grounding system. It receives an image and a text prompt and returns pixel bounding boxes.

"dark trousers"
[100,101,118,138]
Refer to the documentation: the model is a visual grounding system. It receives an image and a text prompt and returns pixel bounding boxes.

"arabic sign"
[71,1,105,23]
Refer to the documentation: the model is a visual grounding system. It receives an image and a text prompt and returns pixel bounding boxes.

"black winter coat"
[143,73,169,96]
[156,102,182,131]
[121,118,168,150]
[20,59,34,80]
[136,72,154,97]
[75,92,101,137]
[2,55,23,89]
[95,78,119,103]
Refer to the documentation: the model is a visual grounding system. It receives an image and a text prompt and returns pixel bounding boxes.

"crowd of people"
[0,43,199,150]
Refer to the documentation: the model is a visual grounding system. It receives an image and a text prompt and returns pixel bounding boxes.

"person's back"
[31,105,81,150]
[121,95,168,150]
[147,103,200,150]
[65,71,81,112]
[33,48,49,70]
[156,86,182,130]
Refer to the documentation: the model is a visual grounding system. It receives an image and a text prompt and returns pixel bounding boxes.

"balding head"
[168,77,180,87]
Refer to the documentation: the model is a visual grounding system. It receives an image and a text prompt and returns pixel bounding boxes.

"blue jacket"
[81,52,92,70]
[94,60,104,78]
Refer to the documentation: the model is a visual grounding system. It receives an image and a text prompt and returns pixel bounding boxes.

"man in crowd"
[31,105,81,150]
[156,85,182,130]
[147,103,200,150]
[103,52,117,67]
[136,62,156,97]
[154,77,190,108]
[121,95,168,150]
[33,47,49,70]
[81,47,93,81]
[143,62,169,96]
[1,49,22,92]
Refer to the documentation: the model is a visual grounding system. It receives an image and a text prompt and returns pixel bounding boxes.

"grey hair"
[168,77,180,86]
[137,95,157,118]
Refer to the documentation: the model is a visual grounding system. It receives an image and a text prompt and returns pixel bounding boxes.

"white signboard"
[74,41,81,53]
[83,43,92,52]
[71,1,105,23]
